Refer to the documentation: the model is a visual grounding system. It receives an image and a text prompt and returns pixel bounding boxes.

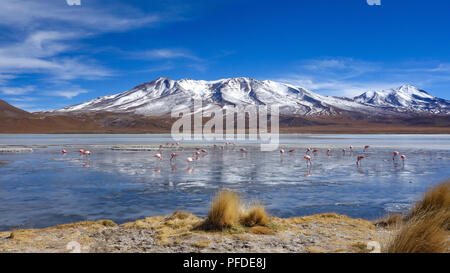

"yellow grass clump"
[201,190,241,230]
[199,190,272,231]
[374,214,403,228]
[386,181,450,253]
[386,210,448,253]
[56,219,117,229]
[407,181,450,225]
[247,226,275,235]
[240,206,270,227]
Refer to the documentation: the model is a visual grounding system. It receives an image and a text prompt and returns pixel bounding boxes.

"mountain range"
[1,77,449,134]
[54,77,449,116]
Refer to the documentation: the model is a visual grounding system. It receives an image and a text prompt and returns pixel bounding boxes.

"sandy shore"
[0,213,391,253]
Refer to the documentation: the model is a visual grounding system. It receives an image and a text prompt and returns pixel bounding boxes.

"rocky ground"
[0,213,391,253]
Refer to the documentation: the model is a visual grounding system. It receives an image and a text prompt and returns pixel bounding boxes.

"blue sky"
[0,0,449,112]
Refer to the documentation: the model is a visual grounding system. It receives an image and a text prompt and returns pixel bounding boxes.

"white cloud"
[0,0,160,33]
[0,74,15,85]
[0,0,193,109]
[7,97,37,102]
[277,76,404,98]
[0,33,113,81]
[275,58,450,98]
[0,0,175,87]
[8,102,53,113]
[44,89,88,99]
[1,86,34,95]
[138,49,202,61]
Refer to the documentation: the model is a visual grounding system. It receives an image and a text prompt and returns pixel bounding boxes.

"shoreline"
[0,212,390,253]
[1,142,450,151]
[1,130,450,135]
[0,183,448,254]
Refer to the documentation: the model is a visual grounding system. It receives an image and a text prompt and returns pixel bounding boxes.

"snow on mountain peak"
[54,78,449,116]
[354,85,449,114]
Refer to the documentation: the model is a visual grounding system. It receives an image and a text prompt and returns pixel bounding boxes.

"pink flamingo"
[289,149,295,153]
[280,149,285,154]
[176,142,180,146]
[364,145,370,152]
[342,149,346,155]
[201,149,208,154]
[393,151,400,161]
[327,149,331,156]
[79,149,85,154]
[356,156,364,166]
[240,148,248,153]
[401,155,406,164]
[313,148,319,154]
[153,153,162,160]
[303,155,312,167]
[195,147,201,151]
[349,146,353,152]
[170,153,179,161]
[186,157,194,163]
[306,148,311,154]
[82,150,91,156]
[61,149,67,154]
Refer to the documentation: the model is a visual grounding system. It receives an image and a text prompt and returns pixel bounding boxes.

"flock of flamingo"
[61,142,407,168]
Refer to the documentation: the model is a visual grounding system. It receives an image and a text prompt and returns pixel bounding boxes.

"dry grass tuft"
[386,211,449,253]
[407,182,450,225]
[247,226,275,235]
[386,181,450,253]
[100,220,117,227]
[200,190,241,230]
[240,206,270,227]
[374,214,403,228]
[352,242,370,253]
[56,219,117,229]
[198,190,273,232]
[191,240,213,248]
[167,210,192,220]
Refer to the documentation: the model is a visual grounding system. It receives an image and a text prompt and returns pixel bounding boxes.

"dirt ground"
[0,213,391,253]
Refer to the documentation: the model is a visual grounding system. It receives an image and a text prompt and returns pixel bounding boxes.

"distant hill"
[0,100,32,118]
[1,76,449,134]
[53,77,450,116]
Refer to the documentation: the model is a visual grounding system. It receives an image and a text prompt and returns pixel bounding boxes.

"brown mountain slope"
[0,112,173,133]
[0,100,32,118]
[0,102,449,134]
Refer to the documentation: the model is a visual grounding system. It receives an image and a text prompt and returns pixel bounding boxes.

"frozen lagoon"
[0,134,449,231]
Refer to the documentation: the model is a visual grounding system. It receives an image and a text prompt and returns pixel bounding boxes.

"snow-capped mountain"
[54,77,449,116]
[354,85,450,114]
